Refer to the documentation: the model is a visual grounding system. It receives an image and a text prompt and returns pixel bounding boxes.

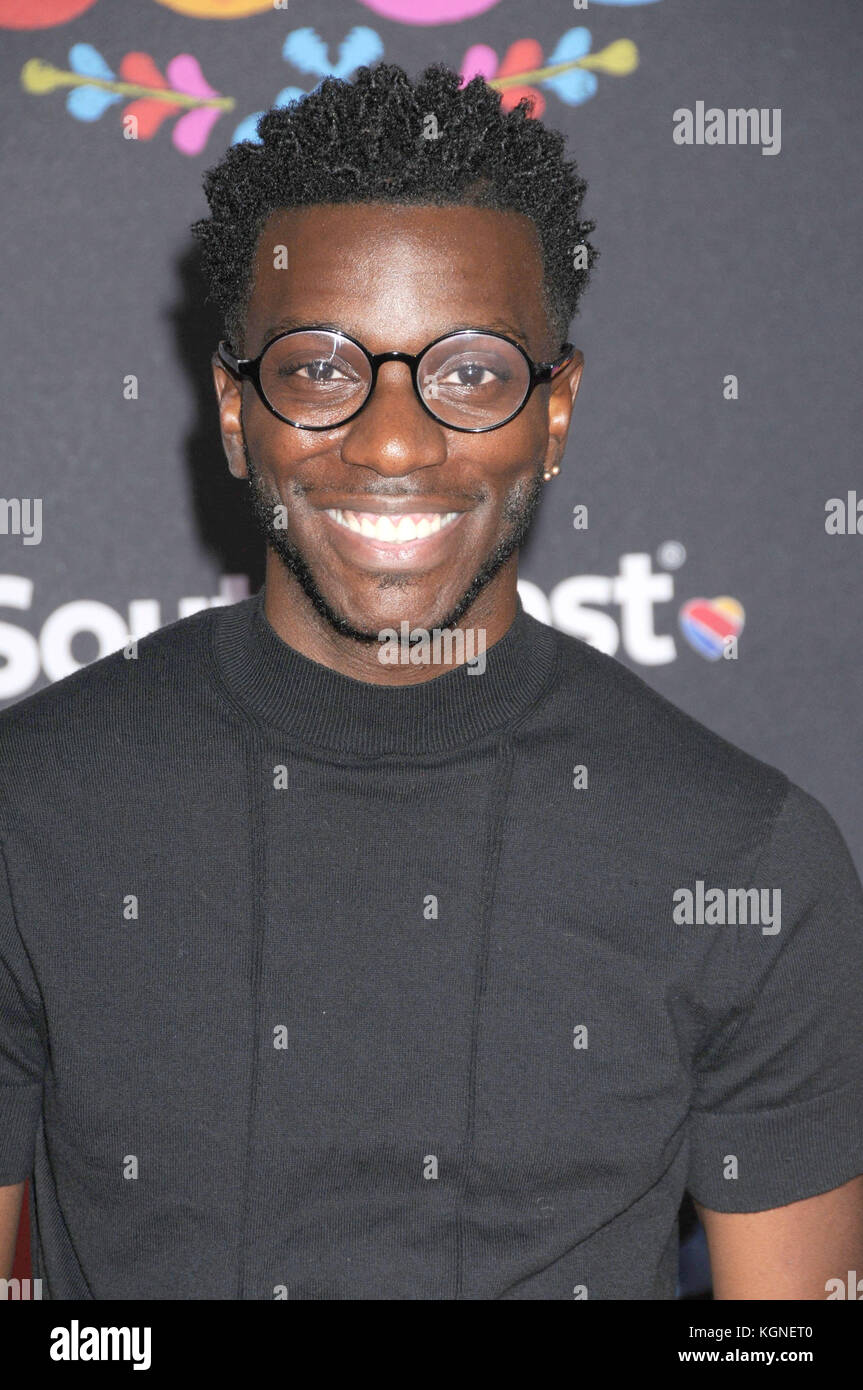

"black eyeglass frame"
[216,327,576,434]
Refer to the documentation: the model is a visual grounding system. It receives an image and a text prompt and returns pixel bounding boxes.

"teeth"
[325,510,460,542]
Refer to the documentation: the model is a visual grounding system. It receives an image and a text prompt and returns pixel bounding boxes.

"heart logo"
[678,596,745,661]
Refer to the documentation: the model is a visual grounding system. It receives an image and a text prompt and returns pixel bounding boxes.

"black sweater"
[1,590,862,1299]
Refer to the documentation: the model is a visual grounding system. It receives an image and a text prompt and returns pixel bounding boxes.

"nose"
[339,360,447,475]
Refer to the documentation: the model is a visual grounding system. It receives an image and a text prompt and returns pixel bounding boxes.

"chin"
[336,589,460,642]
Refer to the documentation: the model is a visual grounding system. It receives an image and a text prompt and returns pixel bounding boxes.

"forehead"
[244,202,551,353]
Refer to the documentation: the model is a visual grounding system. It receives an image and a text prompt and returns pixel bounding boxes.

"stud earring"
[543,464,561,481]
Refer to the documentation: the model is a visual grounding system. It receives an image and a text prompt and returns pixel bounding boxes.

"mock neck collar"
[211,587,559,756]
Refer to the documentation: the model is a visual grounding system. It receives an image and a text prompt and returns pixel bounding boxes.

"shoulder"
[0,601,249,824]
[0,601,222,731]
[542,616,784,785]
[533,616,797,874]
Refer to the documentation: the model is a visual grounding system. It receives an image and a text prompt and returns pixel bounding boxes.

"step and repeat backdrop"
[1,0,861,1299]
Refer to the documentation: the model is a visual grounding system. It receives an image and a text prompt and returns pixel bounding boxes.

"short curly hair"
[191,62,598,353]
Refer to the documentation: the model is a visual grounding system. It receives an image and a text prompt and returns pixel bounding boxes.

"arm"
[695,1172,863,1299]
[0,1181,25,1280]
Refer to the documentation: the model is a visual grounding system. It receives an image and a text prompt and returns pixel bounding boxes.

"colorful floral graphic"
[0,0,97,27]
[355,0,499,24]
[21,42,233,155]
[231,26,383,144]
[281,25,384,79]
[19,5,652,155]
[354,0,660,24]
[1,0,663,28]
[153,0,275,14]
[461,28,638,115]
[21,28,387,157]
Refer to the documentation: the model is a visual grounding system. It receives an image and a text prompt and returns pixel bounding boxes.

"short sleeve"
[0,836,46,1184]
[687,780,863,1212]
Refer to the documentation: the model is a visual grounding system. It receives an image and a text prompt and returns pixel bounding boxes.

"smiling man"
[1,64,862,1302]
[215,199,570,677]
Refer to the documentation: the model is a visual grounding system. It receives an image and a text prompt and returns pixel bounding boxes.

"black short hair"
[191,62,597,354]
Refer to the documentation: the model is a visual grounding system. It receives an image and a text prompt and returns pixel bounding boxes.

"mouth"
[318,505,468,568]
[324,509,462,543]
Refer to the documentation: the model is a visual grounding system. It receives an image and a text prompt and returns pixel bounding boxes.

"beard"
[241,434,546,643]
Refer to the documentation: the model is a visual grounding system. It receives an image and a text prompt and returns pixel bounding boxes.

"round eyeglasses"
[217,327,575,433]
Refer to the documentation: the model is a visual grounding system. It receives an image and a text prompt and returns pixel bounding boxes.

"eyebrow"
[256,317,533,351]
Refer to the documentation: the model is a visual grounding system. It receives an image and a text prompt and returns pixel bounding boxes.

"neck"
[212,581,558,756]
[261,556,519,686]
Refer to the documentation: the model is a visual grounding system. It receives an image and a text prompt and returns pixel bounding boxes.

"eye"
[283,358,356,383]
[439,361,495,387]
[435,358,512,389]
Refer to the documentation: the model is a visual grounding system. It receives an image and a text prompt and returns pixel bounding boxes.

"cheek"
[248,405,339,475]
[246,392,549,481]
[464,400,548,482]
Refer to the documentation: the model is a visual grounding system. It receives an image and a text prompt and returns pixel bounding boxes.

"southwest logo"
[678,596,745,660]
[518,553,745,667]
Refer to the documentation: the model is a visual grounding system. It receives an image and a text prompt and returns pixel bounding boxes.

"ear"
[541,350,584,479]
[211,352,248,480]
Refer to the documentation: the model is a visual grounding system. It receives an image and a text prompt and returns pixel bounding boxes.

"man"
[1,64,862,1301]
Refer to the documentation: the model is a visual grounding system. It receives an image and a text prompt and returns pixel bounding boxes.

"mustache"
[288,481,486,506]
[238,443,485,508]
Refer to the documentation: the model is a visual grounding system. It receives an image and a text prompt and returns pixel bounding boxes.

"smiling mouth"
[324,509,462,543]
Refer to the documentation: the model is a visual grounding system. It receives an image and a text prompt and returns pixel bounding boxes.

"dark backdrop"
[2,0,860,1300]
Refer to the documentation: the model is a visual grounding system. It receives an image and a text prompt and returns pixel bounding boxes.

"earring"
[543,464,561,481]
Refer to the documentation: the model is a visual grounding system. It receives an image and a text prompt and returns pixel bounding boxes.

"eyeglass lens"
[257,330,532,429]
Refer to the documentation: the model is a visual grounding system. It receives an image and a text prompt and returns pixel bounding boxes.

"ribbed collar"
[211,587,559,756]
